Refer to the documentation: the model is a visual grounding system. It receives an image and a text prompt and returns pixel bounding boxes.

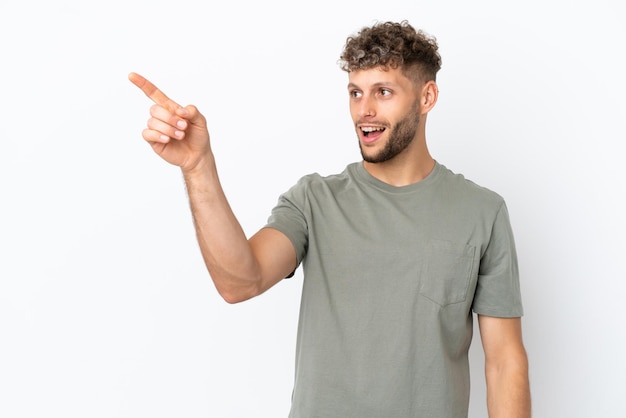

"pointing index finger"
[128,72,181,111]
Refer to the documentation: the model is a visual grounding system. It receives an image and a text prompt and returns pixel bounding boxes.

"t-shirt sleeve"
[471,202,524,317]
[263,177,310,274]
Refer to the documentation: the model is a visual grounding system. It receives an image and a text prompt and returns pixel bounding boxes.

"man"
[129,20,530,418]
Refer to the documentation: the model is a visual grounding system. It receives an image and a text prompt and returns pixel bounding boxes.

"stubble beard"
[359,102,421,164]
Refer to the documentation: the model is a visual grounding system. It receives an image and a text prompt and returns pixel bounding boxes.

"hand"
[128,72,212,172]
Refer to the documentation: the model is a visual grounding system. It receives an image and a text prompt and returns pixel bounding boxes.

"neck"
[362,127,435,186]
[363,150,435,187]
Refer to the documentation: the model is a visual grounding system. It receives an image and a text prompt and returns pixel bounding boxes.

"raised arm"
[478,315,531,418]
[129,73,296,303]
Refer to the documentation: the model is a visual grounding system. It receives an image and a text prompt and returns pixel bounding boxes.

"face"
[348,67,422,163]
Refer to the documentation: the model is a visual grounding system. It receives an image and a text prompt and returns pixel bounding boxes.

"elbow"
[220,290,252,304]
[215,281,261,304]
[209,265,266,304]
[207,265,260,305]
[486,349,529,374]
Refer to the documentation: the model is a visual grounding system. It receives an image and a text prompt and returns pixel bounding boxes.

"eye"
[350,90,362,99]
[379,88,392,97]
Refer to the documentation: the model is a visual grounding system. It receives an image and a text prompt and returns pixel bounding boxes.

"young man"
[130,20,530,418]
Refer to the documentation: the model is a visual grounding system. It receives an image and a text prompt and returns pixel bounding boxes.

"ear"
[420,81,438,114]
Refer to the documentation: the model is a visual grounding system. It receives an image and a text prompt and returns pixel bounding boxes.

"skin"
[347,66,437,186]
[129,67,530,417]
[128,72,296,304]
[480,316,532,418]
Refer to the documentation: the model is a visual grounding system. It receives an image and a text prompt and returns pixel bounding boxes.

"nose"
[357,95,376,118]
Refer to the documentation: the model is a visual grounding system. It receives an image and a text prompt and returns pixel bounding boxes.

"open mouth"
[361,126,386,141]
[361,126,385,137]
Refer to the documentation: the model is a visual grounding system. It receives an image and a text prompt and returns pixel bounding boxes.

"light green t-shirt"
[265,161,523,418]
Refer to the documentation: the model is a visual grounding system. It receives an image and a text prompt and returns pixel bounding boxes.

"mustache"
[355,120,390,127]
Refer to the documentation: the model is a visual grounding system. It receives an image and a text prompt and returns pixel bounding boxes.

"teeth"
[361,127,384,132]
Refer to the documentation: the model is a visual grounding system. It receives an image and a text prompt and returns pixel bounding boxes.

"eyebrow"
[347,81,398,90]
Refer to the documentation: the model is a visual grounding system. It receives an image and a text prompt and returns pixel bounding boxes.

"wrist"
[181,153,223,198]
[181,152,216,178]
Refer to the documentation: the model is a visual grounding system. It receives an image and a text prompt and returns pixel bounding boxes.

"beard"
[359,101,421,164]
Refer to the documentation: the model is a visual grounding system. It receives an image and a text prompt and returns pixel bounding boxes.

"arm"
[184,162,297,303]
[478,315,531,418]
[129,73,296,303]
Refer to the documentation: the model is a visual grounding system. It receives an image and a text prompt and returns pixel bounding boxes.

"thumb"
[176,105,206,127]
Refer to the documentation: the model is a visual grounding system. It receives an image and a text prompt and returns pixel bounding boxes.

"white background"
[1,0,624,417]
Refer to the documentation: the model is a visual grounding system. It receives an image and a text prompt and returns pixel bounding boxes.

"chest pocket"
[420,239,476,306]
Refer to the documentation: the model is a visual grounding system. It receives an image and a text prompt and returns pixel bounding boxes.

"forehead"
[347,66,414,90]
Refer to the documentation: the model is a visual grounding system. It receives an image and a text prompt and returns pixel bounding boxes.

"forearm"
[129,74,272,302]
[182,157,262,302]
[485,353,531,418]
